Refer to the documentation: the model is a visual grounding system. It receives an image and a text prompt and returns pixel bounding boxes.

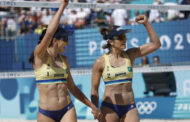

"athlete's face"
[55,37,69,53]
[111,33,127,50]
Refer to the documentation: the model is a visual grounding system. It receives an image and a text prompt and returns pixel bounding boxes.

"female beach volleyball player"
[91,15,161,122]
[29,0,101,122]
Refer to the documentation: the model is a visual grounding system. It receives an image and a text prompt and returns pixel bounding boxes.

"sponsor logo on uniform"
[127,67,132,72]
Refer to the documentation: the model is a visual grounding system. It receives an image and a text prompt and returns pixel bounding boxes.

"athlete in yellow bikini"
[91,15,161,122]
[29,0,101,122]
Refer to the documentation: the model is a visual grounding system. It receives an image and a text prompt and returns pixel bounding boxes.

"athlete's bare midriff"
[37,83,71,110]
[102,82,135,105]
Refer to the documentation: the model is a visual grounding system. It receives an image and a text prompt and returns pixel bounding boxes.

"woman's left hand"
[91,107,103,121]
[135,15,148,25]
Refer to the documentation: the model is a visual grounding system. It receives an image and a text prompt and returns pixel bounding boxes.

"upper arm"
[139,42,160,56]
[91,57,104,94]
[34,31,53,58]
[127,22,161,60]
[127,42,160,61]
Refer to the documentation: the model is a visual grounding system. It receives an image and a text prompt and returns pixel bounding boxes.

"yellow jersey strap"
[47,55,51,65]
[104,53,110,67]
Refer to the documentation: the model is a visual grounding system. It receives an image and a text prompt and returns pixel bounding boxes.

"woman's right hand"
[61,0,69,7]
[91,106,103,121]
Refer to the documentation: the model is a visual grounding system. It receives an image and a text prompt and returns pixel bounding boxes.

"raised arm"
[34,0,69,58]
[91,58,103,109]
[65,57,101,120]
[127,15,161,61]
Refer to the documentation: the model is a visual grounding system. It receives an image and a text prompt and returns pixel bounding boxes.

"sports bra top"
[34,55,68,84]
[102,52,133,86]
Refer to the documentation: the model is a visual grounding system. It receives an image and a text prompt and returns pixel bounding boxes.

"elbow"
[154,39,161,50]
[157,40,161,49]
[46,30,54,37]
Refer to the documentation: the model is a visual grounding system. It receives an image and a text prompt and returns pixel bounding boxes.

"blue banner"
[75,19,190,67]
[1,19,190,71]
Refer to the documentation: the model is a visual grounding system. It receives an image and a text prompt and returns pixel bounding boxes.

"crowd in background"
[0,0,190,40]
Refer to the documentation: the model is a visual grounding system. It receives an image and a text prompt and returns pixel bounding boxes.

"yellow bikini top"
[102,52,133,86]
[34,55,68,84]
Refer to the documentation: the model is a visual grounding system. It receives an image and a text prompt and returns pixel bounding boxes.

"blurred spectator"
[18,10,27,24]
[149,0,164,23]
[129,11,139,25]
[18,22,29,36]
[0,18,6,38]
[153,56,160,65]
[27,12,38,33]
[85,9,95,26]
[75,8,88,29]
[40,9,53,26]
[34,22,44,34]
[164,2,184,21]
[110,1,128,26]
[65,9,77,26]
[94,8,108,27]
[139,56,150,67]
[94,0,107,27]
[6,15,16,40]
[180,0,190,19]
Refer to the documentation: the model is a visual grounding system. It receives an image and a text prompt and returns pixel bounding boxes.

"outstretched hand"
[135,15,148,25]
[61,0,69,7]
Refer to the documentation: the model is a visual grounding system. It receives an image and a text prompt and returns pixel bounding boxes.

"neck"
[110,48,123,58]
[47,47,59,58]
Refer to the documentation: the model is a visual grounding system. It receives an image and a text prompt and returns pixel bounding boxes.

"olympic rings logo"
[136,101,157,114]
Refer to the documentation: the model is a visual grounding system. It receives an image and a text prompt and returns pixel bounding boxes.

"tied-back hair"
[28,26,71,64]
[99,26,115,50]
[28,28,47,64]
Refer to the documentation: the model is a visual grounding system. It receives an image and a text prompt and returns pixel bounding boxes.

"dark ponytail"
[28,26,68,64]
[99,26,114,50]
[28,29,47,64]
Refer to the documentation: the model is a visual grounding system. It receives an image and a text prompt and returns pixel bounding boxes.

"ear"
[52,38,57,47]
[108,40,114,46]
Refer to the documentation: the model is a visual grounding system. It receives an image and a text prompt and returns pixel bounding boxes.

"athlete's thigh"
[37,112,55,122]
[100,106,120,122]
[121,108,140,122]
[60,107,77,122]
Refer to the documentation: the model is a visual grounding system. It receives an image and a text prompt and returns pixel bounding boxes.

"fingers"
[91,110,103,121]
[135,15,145,22]
[97,112,103,121]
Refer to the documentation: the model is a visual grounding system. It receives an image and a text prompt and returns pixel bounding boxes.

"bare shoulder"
[93,55,105,70]
[94,55,105,64]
